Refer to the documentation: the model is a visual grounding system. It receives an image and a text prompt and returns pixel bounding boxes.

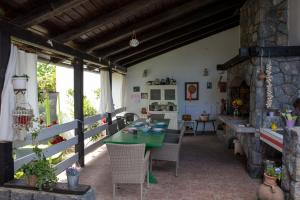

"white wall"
[288,0,300,45]
[125,27,240,129]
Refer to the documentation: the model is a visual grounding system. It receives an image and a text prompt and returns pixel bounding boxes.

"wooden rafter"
[110,15,239,62]
[92,2,242,57]
[12,0,89,28]
[85,0,219,53]
[53,0,166,42]
[0,19,127,73]
[121,21,239,67]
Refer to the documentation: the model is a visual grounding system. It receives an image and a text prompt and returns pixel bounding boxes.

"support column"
[73,58,84,167]
[0,31,13,185]
[107,66,113,125]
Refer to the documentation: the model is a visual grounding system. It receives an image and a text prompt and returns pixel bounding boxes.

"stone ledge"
[0,187,95,200]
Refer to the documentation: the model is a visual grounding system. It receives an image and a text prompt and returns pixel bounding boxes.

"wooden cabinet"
[147,85,178,129]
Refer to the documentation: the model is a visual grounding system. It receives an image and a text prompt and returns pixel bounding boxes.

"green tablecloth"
[103,119,169,183]
[103,131,165,148]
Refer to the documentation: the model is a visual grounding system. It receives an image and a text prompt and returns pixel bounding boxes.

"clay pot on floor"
[257,173,284,200]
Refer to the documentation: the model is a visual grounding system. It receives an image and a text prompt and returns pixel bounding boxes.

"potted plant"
[281,110,298,128]
[66,167,80,189]
[257,165,284,200]
[12,74,29,91]
[232,98,243,117]
[22,115,58,190]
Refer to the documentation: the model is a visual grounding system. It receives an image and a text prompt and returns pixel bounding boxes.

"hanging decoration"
[265,58,273,109]
[258,53,266,80]
[129,31,139,47]
[12,74,34,131]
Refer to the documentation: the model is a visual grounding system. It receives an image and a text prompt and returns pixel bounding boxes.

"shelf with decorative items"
[147,83,178,129]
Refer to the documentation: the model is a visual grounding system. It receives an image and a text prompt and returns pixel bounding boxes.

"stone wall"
[282,127,300,200]
[240,0,288,47]
[226,0,300,181]
[0,187,95,200]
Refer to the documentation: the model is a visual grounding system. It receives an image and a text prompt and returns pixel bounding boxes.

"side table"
[195,119,216,133]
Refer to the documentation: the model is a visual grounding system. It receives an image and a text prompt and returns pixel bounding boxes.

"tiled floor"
[69,135,260,200]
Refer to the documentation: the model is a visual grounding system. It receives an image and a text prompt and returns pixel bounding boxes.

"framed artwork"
[133,86,140,92]
[207,82,212,89]
[141,93,148,99]
[185,82,199,101]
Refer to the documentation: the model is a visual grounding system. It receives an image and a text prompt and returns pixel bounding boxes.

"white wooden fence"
[13,107,126,175]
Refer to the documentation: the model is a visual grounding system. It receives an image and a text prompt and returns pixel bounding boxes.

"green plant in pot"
[22,115,57,190]
[281,110,298,128]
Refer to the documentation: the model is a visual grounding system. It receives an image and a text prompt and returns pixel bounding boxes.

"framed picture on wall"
[185,82,199,101]
[133,86,140,92]
[207,82,212,89]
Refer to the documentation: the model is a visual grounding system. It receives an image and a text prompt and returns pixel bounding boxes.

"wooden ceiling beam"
[85,0,223,53]
[92,1,243,57]
[110,15,239,62]
[121,21,239,67]
[0,19,117,71]
[12,0,89,28]
[53,0,166,42]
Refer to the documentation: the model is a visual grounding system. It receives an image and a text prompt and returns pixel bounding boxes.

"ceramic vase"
[257,173,284,200]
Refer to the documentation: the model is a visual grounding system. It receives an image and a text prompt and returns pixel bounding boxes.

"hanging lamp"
[129,31,139,47]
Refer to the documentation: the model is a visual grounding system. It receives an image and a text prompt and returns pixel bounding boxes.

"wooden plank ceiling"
[0,0,245,68]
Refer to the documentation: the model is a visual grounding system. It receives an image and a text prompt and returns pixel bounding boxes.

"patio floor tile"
[59,135,260,199]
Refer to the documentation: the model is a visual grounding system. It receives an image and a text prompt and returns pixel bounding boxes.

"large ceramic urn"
[257,173,284,200]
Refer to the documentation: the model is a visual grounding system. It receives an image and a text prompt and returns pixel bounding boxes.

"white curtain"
[16,50,39,117]
[120,74,126,108]
[0,45,18,141]
[0,45,39,141]
[100,70,115,113]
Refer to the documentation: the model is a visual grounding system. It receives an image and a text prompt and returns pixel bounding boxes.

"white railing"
[83,107,126,155]
[14,120,79,174]
[13,107,126,175]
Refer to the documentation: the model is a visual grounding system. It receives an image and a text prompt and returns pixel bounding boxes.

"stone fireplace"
[224,0,300,199]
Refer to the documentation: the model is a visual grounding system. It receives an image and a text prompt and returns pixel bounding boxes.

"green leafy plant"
[281,111,298,121]
[67,89,102,141]
[37,62,56,102]
[21,115,57,190]
[265,166,282,180]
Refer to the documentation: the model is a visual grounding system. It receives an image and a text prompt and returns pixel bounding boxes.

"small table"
[195,119,216,133]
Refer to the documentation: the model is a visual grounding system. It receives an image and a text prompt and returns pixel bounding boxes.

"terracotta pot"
[25,175,38,187]
[257,173,284,200]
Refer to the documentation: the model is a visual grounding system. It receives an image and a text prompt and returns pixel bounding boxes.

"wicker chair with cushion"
[106,144,150,200]
[124,113,140,124]
[107,122,119,136]
[151,125,185,176]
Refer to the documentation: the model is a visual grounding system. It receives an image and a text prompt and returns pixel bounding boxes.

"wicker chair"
[116,118,126,130]
[151,125,185,176]
[107,122,119,136]
[106,144,150,200]
[124,113,140,124]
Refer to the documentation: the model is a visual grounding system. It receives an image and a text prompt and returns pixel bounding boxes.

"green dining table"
[103,118,170,184]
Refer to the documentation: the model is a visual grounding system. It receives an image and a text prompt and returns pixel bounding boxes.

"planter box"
[0,179,95,200]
